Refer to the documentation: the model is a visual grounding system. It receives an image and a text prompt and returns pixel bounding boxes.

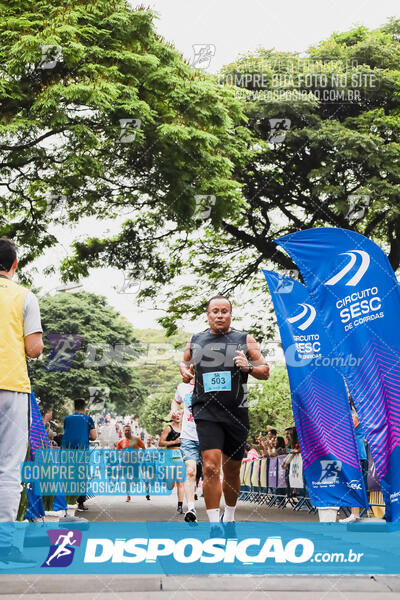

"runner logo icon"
[42,529,82,568]
[325,250,370,287]
[318,460,342,485]
[287,303,316,331]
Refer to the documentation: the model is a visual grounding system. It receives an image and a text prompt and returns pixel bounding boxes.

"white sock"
[206,508,220,522]
[223,505,236,522]
[187,501,195,512]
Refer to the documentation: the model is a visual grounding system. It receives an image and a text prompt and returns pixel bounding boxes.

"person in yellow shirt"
[0,237,43,562]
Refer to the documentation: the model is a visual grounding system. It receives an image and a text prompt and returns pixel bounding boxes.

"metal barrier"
[238,454,385,514]
[238,455,316,513]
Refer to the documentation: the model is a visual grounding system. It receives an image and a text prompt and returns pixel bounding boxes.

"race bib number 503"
[203,371,232,393]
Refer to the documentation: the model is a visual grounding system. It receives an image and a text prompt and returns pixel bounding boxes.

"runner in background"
[116,424,145,502]
[61,399,97,511]
[159,412,185,514]
[170,374,200,522]
[180,296,269,524]
[144,437,156,500]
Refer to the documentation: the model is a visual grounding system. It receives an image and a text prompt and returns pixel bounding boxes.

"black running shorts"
[194,418,249,461]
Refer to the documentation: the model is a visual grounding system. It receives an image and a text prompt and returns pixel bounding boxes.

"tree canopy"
[132,328,187,436]
[248,366,293,437]
[2,2,400,335]
[0,0,246,278]
[29,291,144,421]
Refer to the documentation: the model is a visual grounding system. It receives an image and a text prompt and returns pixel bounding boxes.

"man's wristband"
[247,361,253,374]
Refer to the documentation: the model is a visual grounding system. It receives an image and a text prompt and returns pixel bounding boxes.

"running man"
[171,373,199,522]
[180,296,269,523]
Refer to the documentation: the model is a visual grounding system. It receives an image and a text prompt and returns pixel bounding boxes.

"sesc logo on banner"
[325,250,383,332]
[325,250,370,287]
[287,303,316,331]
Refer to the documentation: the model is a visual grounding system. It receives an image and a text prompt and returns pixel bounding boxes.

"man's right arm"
[180,338,194,383]
[23,292,44,358]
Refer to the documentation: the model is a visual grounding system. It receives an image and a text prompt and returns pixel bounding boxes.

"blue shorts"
[180,438,201,463]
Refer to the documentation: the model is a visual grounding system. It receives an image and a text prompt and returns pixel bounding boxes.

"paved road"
[1,574,399,599]
[1,493,399,599]
[79,488,319,523]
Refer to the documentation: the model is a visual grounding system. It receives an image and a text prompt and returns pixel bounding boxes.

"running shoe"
[209,524,225,544]
[194,493,198,501]
[184,508,197,522]
[146,495,151,501]
[77,502,88,511]
[220,512,237,538]
[177,505,184,514]
[339,514,360,523]
[59,515,88,524]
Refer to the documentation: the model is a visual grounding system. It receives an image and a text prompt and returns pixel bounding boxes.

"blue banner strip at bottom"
[1,521,399,574]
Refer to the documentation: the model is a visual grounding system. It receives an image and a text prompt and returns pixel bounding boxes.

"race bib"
[184,393,193,407]
[203,371,232,393]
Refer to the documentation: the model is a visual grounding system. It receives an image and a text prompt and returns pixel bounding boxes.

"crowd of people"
[244,427,299,461]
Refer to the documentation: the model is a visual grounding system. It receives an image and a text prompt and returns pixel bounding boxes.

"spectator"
[269,435,286,457]
[284,426,300,454]
[0,237,43,563]
[159,412,185,514]
[243,441,260,462]
[282,427,301,499]
[61,399,97,511]
[258,428,278,457]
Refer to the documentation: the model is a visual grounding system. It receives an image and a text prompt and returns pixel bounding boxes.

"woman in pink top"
[243,442,260,462]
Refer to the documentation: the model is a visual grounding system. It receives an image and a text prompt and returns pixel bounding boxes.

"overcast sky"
[134,0,398,73]
[35,1,399,331]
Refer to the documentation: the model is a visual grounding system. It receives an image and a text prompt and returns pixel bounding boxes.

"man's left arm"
[234,334,269,380]
[88,416,97,441]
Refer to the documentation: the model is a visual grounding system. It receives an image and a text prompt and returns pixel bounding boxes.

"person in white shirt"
[171,375,200,522]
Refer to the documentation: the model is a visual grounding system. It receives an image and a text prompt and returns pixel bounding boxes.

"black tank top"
[166,425,180,448]
[190,328,249,423]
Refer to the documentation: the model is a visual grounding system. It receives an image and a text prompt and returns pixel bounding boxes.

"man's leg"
[202,448,222,517]
[222,454,242,519]
[194,420,224,521]
[0,392,29,523]
[220,417,248,522]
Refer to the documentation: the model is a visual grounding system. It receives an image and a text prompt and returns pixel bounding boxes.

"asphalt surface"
[1,492,399,598]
